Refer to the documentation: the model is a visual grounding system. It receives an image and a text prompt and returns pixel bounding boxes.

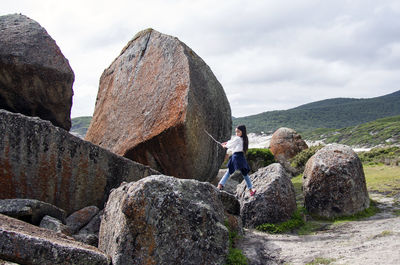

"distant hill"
[233,90,400,133]
[70,116,91,138]
[302,115,400,147]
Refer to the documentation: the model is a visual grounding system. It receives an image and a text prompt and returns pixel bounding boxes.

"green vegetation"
[246,148,275,172]
[256,208,306,234]
[225,220,248,265]
[70,116,92,137]
[305,257,336,265]
[303,115,400,147]
[233,90,400,134]
[222,148,275,171]
[363,164,400,197]
[289,145,324,172]
[358,146,400,165]
[370,230,393,239]
[291,174,304,207]
[328,200,379,224]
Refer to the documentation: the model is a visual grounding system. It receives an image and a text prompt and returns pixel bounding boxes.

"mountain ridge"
[232,90,400,133]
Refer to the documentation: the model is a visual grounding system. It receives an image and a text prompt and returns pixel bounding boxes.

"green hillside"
[70,116,92,138]
[302,115,400,147]
[233,90,400,134]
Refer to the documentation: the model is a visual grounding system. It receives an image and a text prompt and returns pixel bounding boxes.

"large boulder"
[237,163,297,228]
[303,144,370,218]
[269,127,308,163]
[0,14,74,131]
[99,175,230,265]
[85,29,231,182]
[0,109,159,214]
[0,214,110,265]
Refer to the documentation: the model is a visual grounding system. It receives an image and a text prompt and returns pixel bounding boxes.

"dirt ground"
[238,192,400,265]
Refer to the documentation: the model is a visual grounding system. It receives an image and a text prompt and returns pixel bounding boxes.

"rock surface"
[0,198,66,225]
[85,29,231,182]
[39,215,72,236]
[0,214,110,265]
[269,127,308,163]
[303,144,370,218]
[66,206,99,234]
[0,109,159,214]
[78,210,103,235]
[237,163,297,228]
[99,175,229,265]
[0,14,74,131]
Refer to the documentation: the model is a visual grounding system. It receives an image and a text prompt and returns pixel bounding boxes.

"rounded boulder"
[303,144,370,219]
[269,127,308,163]
[0,14,74,131]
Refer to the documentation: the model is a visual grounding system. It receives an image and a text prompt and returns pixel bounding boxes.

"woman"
[218,125,256,196]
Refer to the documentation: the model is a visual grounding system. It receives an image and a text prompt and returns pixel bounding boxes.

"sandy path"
[238,193,400,265]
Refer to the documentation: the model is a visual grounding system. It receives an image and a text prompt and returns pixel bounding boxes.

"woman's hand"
[221,142,227,148]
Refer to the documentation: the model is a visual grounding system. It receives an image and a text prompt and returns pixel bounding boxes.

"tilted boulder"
[270,127,308,163]
[0,214,110,265]
[0,109,159,214]
[0,198,66,225]
[0,14,74,131]
[85,29,231,182]
[237,163,297,228]
[303,144,370,218]
[99,175,230,265]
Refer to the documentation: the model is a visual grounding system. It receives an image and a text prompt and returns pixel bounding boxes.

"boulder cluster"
[0,13,371,265]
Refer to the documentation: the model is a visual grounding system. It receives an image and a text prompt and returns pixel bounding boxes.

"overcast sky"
[2,0,400,118]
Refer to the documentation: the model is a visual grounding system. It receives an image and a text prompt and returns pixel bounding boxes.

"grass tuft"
[256,208,306,234]
[306,257,336,265]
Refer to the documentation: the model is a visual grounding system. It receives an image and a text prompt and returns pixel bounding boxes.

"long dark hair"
[237,125,248,153]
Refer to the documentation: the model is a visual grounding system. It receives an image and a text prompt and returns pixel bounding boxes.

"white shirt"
[225,136,244,153]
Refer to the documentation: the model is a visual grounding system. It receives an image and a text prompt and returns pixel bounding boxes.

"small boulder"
[66,206,99,235]
[78,210,103,235]
[99,175,229,265]
[85,29,231,182]
[0,14,74,131]
[0,214,110,265]
[269,127,308,164]
[0,199,66,225]
[303,144,370,218]
[237,163,297,228]
[39,215,72,236]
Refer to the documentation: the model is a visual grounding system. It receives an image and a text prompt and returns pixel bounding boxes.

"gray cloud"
[2,0,400,118]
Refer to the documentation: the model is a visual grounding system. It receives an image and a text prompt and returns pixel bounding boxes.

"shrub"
[290,145,324,172]
[358,146,400,165]
[246,148,275,173]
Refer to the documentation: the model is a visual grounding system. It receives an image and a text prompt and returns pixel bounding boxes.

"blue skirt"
[227,152,251,176]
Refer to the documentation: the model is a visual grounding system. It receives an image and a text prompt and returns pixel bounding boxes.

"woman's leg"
[243,174,253,190]
[218,170,231,187]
